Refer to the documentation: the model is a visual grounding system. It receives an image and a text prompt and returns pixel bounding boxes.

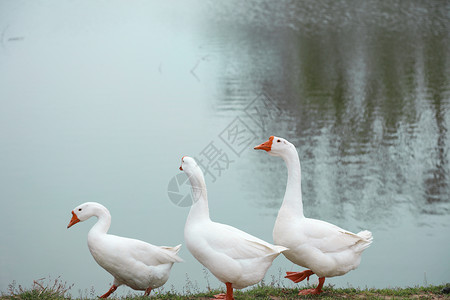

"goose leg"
[99,285,117,298]
[144,287,152,296]
[285,270,314,283]
[298,277,325,295]
[212,282,234,300]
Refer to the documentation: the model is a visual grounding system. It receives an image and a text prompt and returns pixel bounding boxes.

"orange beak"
[254,136,274,152]
[67,211,80,228]
[179,156,186,171]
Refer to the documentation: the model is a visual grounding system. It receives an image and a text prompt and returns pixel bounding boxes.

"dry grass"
[1,276,449,300]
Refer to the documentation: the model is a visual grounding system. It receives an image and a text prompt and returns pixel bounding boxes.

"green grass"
[2,277,72,300]
[2,277,449,300]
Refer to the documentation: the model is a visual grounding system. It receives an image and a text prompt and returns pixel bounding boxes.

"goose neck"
[186,169,210,221]
[88,205,112,236]
[280,148,304,216]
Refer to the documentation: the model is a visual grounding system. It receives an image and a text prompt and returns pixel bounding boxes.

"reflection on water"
[203,0,450,224]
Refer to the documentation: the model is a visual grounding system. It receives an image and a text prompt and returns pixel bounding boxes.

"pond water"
[0,0,449,296]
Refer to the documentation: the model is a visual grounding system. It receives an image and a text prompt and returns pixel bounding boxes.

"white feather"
[181,157,287,290]
[69,202,182,291]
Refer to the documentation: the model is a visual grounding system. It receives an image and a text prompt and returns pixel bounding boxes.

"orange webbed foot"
[211,293,234,300]
[211,282,234,300]
[98,285,117,298]
[298,277,325,295]
[285,270,314,283]
[298,288,322,295]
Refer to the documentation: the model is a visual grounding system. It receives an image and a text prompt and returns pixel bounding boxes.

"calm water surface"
[0,0,449,296]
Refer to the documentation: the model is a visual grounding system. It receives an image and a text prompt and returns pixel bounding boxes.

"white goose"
[67,202,182,298]
[179,156,287,300]
[254,136,373,295]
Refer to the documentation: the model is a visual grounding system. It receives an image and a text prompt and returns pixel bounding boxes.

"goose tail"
[273,245,289,254]
[162,244,184,262]
[355,230,373,252]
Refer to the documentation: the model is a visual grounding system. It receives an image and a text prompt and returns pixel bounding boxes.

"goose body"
[67,202,182,297]
[180,156,287,299]
[255,136,373,295]
[274,214,372,278]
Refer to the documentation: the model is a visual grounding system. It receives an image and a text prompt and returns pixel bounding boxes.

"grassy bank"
[2,277,449,300]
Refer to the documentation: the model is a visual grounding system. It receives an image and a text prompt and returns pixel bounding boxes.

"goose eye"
[277,139,281,143]
[78,208,82,211]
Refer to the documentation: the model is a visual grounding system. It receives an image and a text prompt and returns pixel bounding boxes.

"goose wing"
[203,222,286,260]
[302,218,371,253]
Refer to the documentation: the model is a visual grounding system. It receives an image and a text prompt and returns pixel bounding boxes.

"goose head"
[179,156,207,194]
[67,202,100,228]
[254,136,295,157]
[179,156,200,175]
